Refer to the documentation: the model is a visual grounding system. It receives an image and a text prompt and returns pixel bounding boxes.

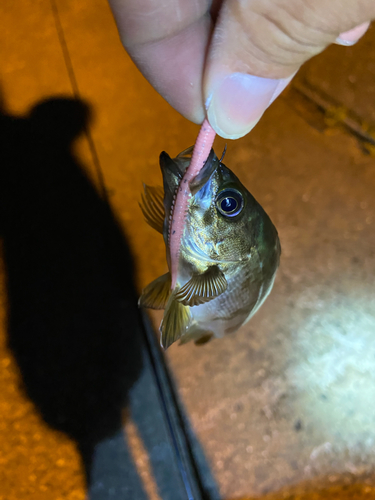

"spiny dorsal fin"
[160,293,192,349]
[139,184,165,234]
[139,272,171,310]
[175,265,227,307]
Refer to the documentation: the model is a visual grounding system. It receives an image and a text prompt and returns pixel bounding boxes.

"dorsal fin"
[175,265,227,307]
[139,184,164,234]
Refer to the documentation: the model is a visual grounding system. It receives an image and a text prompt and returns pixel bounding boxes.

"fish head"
[186,150,280,264]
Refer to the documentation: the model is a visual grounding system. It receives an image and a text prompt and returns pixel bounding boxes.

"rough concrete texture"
[1,0,375,499]
[162,101,375,497]
[301,26,375,124]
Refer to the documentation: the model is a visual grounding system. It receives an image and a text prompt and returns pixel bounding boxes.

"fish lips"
[159,147,219,211]
[189,149,219,196]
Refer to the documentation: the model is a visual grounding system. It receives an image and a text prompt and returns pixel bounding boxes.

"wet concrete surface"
[1,1,375,499]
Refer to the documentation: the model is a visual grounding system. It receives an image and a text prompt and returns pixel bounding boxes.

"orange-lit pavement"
[1,2,375,499]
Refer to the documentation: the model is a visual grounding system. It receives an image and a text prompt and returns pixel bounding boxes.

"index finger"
[109,0,212,123]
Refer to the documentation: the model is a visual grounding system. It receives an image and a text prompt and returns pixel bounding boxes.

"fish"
[139,146,280,349]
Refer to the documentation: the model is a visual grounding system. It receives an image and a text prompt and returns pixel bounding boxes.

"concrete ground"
[1,1,375,499]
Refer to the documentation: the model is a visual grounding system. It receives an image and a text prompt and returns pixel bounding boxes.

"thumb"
[204,0,374,139]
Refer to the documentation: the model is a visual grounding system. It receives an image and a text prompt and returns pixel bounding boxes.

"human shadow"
[0,96,145,492]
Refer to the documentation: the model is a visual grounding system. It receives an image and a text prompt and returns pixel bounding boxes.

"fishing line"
[50,0,108,201]
[220,144,227,162]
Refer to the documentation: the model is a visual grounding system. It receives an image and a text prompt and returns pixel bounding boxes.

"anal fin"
[139,273,171,310]
[160,293,191,349]
[175,265,227,307]
[139,184,165,234]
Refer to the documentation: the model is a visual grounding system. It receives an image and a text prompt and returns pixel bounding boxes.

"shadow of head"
[0,96,143,473]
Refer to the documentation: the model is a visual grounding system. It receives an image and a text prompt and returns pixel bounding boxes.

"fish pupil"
[216,188,244,217]
[221,197,237,212]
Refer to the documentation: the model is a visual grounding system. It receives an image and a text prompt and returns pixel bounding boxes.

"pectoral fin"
[139,272,171,310]
[139,184,165,234]
[160,294,192,349]
[175,265,227,307]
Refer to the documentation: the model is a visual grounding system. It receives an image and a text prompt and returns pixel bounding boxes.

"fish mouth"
[189,149,219,195]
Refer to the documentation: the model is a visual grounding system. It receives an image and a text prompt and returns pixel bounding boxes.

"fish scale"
[140,141,280,348]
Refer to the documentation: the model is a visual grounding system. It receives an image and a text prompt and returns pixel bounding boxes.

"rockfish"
[140,146,280,349]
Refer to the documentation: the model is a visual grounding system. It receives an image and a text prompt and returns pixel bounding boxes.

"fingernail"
[206,73,290,139]
[335,21,370,46]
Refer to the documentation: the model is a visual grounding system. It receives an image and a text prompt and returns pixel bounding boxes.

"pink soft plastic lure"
[169,119,216,289]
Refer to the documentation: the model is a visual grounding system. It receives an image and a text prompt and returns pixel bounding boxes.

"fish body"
[140,147,280,349]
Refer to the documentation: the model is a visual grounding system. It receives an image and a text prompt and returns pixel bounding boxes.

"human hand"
[108,0,374,139]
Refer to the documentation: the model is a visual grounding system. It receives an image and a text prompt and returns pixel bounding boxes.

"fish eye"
[216,189,244,217]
